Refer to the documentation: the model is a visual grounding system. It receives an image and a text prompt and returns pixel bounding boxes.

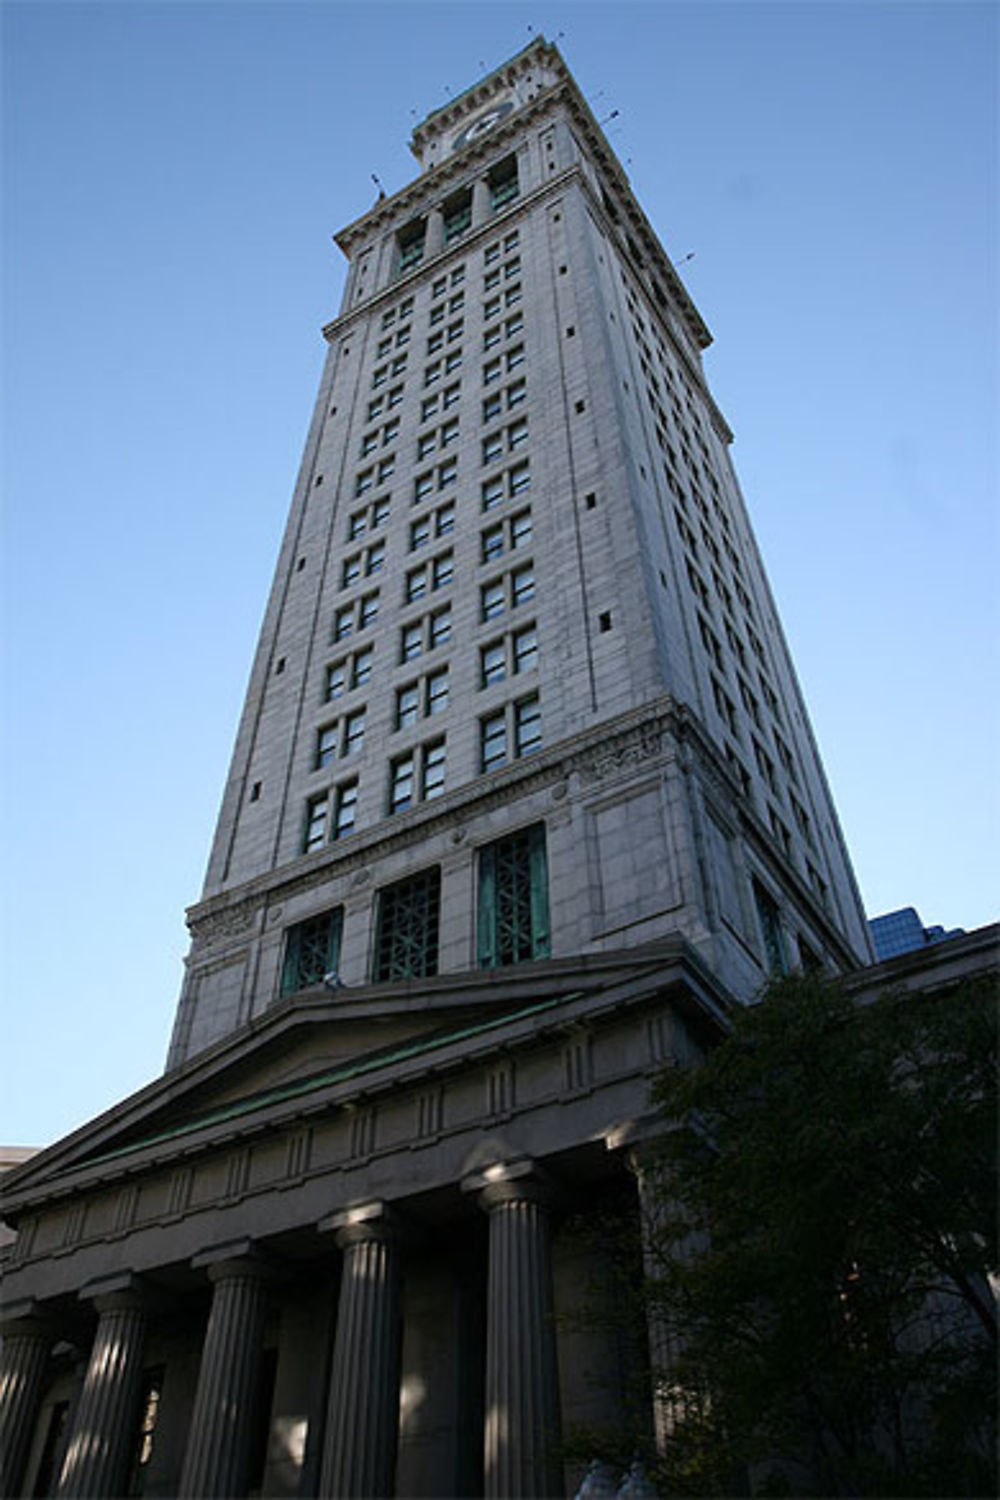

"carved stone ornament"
[573,719,668,784]
[188,900,258,942]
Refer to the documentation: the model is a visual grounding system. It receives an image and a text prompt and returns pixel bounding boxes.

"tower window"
[281,908,343,995]
[477,824,550,968]
[398,218,426,274]
[489,155,520,210]
[374,868,441,981]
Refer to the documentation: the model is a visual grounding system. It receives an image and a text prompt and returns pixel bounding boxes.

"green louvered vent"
[477,824,550,969]
[281,908,344,996]
[375,867,441,981]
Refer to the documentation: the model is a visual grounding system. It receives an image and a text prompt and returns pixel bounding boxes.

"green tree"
[643,970,997,1497]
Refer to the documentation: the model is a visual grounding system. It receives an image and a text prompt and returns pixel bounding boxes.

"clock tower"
[409,39,563,169]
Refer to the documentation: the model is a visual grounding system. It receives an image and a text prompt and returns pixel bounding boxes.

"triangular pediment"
[1,943,729,1221]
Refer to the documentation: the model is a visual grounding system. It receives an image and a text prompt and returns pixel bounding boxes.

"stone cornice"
[0,941,730,1216]
[328,63,710,354]
[188,698,688,938]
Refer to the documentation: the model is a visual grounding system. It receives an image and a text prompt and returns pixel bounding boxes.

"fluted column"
[424,207,444,259]
[178,1246,270,1498]
[472,177,492,226]
[628,1145,698,1458]
[468,1161,562,1499]
[56,1282,147,1499]
[318,1204,401,1499]
[0,1303,55,1498]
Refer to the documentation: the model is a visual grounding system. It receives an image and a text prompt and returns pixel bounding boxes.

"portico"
[1,944,727,1498]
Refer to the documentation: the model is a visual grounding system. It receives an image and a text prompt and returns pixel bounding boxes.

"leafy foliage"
[643,970,998,1496]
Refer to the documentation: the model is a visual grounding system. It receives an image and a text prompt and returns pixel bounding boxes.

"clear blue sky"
[3,1,997,1147]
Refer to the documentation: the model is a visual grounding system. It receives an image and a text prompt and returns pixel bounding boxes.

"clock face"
[452,99,515,151]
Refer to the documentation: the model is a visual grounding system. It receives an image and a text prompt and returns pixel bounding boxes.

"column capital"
[318,1198,399,1250]
[462,1156,551,1211]
[0,1297,57,1339]
[191,1237,277,1283]
[77,1272,146,1315]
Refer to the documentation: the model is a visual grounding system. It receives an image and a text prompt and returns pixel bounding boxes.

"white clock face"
[452,99,515,151]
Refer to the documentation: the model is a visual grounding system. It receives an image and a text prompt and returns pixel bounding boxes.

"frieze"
[573,719,670,784]
[188,899,258,944]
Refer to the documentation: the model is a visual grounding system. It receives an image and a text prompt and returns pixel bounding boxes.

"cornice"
[188,697,688,937]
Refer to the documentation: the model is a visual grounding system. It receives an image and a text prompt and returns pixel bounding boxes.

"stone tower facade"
[2,42,913,1500]
[168,37,870,1070]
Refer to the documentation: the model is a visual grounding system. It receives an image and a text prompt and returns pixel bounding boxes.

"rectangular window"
[754,880,788,974]
[426,668,449,715]
[507,378,526,409]
[410,516,431,551]
[333,605,353,641]
[477,824,550,969]
[429,605,451,648]
[401,621,423,661]
[514,694,542,756]
[342,554,361,589]
[389,752,415,813]
[482,524,504,563]
[513,624,537,674]
[316,724,338,769]
[304,793,328,851]
[343,710,365,756]
[334,780,358,840]
[351,647,373,687]
[511,563,534,606]
[359,592,379,629]
[422,739,446,799]
[480,710,507,772]
[482,475,504,511]
[442,381,461,410]
[511,509,532,548]
[325,661,347,700]
[281,907,343,994]
[421,393,440,422]
[366,540,385,575]
[481,578,505,619]
[374,868,441,981]
[480,640,506,687]
[396,683,419,729]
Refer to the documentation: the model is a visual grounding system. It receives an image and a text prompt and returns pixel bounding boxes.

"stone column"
[0,1302,55,1498]
[424,207,444,259]
[467,1160,562,1499]
[626,1143,700,1459]
[178,1244,270,1499]
[472,178,492,226]
[318,1203,401,1499]
[56,1281,147,1499]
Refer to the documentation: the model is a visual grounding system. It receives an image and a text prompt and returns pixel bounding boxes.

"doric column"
[56,1280,147,1499]
[467,1160,563,1499]
[472,177,492,226]
[625,1141,697,1459]
[424,207,444,259]
[178,1243,270,1499]
[0,1301,55,1498]
[318,1203,401,1499]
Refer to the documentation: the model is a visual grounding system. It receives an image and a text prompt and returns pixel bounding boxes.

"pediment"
[0,942,725,1220]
